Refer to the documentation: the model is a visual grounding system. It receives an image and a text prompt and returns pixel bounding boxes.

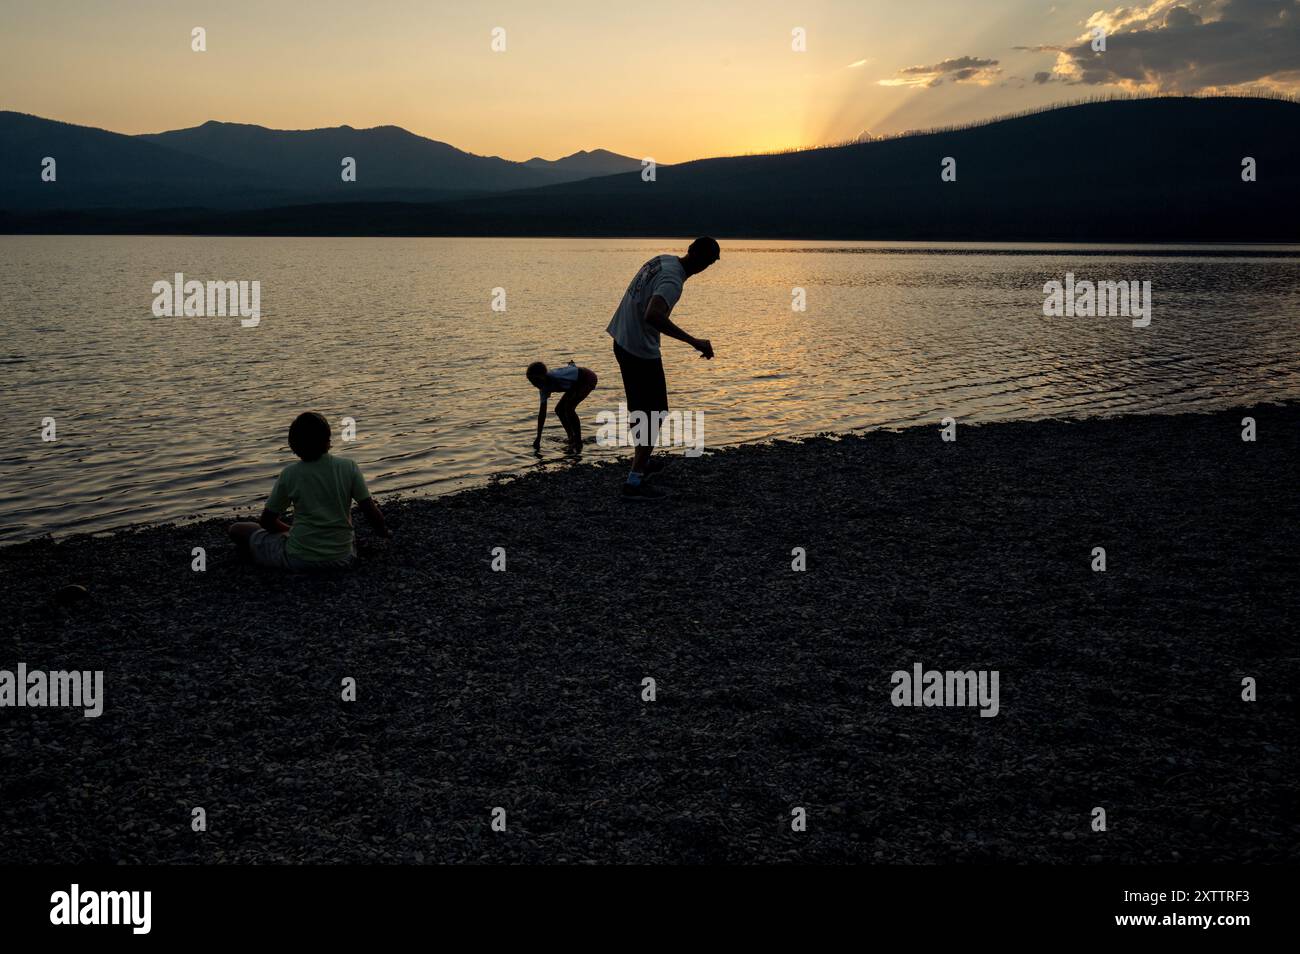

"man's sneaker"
[622,481,669,501]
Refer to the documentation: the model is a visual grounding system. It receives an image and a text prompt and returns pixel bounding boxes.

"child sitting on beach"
[527,359,598,450]
[228,412,389,570]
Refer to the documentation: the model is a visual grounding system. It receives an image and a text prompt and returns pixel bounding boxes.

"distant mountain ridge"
[0,112,283,210]
[137,121,642,193]
[523,149,642,178]
[0,112,642,209]
[3,98,1298,242]
[415,96,1298,242]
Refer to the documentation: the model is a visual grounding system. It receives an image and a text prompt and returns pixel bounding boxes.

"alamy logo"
[151,272,261,327]
[1,664,103,717]
[50,884,151,934]
[890,663,1000,717]
[595,403,705,457]
[1043,272,1151,328]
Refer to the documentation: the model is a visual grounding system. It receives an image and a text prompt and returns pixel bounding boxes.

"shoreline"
[8,225,1300,248]
[1,404,1296,863]
[6,401,1298,548]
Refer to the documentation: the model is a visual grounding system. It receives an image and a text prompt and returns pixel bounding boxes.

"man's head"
[682,236,721,276]
[526,361,548,388]
[288,411,331,461]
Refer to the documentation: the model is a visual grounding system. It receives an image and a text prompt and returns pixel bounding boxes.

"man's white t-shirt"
[606,255,685,359]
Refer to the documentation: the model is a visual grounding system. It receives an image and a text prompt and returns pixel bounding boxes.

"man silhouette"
[606,237,719,500]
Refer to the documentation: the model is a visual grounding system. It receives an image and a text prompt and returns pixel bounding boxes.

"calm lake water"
[2,236,1299,542]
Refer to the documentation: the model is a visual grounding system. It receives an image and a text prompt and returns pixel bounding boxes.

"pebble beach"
[0,405,1296,863]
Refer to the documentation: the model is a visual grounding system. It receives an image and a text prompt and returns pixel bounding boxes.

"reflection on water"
[2,236,1298,541]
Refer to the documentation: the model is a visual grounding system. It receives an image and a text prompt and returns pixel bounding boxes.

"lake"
[2,236,1299,542]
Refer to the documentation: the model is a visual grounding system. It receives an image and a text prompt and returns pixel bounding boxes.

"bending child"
[526,360,598,450]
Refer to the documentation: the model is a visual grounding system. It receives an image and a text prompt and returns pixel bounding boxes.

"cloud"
[846,58,870,69]
[879,55,1002,87]
[1022,0,1300,93]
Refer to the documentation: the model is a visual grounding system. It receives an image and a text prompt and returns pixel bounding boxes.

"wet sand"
[0,405,1296,863]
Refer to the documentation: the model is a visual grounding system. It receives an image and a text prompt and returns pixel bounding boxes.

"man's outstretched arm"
[645,295,713,359]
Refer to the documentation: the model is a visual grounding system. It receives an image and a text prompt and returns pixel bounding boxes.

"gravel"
[0,405,1296,863]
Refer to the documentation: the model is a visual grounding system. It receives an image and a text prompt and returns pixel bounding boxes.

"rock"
[52,584,89,606]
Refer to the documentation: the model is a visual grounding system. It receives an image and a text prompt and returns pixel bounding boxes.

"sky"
[2,0,1298,163]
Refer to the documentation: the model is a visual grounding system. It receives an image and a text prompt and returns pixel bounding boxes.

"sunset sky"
[2,0,1297,163]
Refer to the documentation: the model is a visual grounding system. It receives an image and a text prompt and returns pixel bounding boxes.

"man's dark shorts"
[613,341,668,419]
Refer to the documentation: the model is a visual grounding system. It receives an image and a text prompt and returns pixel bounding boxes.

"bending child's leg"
[558,371,597,446]
[555,396,580,445]
[564,408,582,445]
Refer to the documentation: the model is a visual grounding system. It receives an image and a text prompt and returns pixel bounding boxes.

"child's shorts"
[249,529,355,571]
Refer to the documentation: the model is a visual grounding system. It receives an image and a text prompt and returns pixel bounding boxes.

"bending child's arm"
[534,392,548,448]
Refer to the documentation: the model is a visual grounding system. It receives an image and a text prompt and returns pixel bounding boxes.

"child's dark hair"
[526,361,546,384]
[288,412,331,461]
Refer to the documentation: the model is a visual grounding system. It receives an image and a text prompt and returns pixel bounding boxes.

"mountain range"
[0,112,642,209]
[3,97,1299,241]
